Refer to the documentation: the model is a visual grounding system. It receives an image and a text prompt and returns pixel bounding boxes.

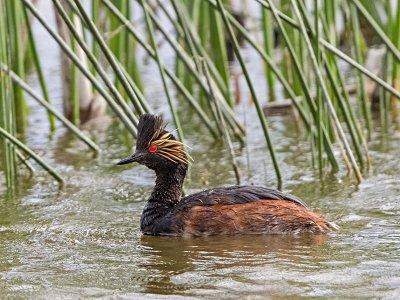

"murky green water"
[1,110,400,298]
[1,2,400,298]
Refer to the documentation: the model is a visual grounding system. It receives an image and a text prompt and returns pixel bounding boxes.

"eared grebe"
[117,114,336,237]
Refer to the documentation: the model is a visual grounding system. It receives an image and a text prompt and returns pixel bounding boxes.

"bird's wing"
[173,185,308,213]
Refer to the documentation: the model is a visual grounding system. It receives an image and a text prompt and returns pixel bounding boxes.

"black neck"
[141,163,187,234]
[149,163,187,204]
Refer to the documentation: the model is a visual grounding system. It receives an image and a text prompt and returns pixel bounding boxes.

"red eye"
[148,144,157,153]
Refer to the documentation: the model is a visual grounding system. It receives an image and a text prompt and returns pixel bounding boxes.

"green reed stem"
[314,0,324,177]
[216,0,282,188]
[108,0,126,64]
[136,0,240,133]
[70,14,80,126]
[102,0,242,140]
[71,0,146,116]
[163,0,232,113]
[168,0,235,133]
[281,0,303,98]
[169,69,219,139]
[291,0,363,182]
[23,0,137,136]
[202,60,240,184]
[350,0,400,63]
[15,149,35,175]
[171,0,197,95]
[296,0,367,169]
[9,0,26,133]
[350,2,372,139]
[208,1,232,107]
[391,0,400,101]
[264,0,339,171]
[118,63,151,114]
[205,0,338,170]
[139,0,184,142]
[255,0,400,100]
[1,64,99,152]
[0,0,16,190]
[90,0,100,77]
[67,3,142,112]
[261,4,276,101]
[323,0,337,46]
[336,37,396,105]
[53,0,143,125]
[170,0,201,70]
[22,5,56,132]
[125,4,144,94]
[125,2,214,134]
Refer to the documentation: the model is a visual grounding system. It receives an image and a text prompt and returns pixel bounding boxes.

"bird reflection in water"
[137,234,328,295]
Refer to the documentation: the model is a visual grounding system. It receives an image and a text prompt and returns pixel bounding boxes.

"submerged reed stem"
[0,126,64,185]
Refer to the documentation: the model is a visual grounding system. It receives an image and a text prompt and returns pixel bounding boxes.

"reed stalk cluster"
[1,0,399,191]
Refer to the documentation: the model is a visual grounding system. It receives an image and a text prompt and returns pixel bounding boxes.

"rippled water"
[2,109,400,298]
[1,1,400,298]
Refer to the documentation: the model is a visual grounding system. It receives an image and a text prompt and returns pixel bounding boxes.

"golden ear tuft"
[151,132,193,165]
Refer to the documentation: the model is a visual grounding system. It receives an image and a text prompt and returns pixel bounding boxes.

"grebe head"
[116,114,191,172]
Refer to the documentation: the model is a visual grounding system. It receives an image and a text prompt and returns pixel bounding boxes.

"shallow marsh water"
[1,108,400,299]
[1,1,400,299]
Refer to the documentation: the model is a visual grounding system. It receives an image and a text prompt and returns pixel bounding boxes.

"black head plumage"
[136,114,166,150]
[131,114,192,166]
